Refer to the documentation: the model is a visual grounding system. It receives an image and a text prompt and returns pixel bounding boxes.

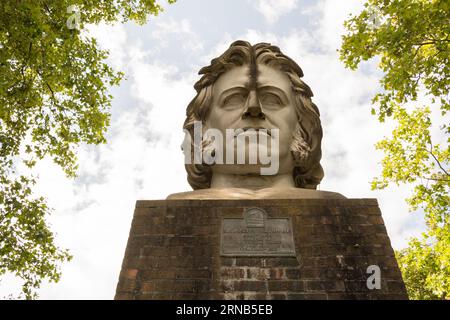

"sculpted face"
[179,41,324,192]
[204,63,298,176]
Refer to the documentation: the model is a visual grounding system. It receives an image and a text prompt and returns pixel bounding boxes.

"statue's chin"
[211,164,270,175]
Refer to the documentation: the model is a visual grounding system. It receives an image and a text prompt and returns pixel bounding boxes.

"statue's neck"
[210,172,296,189]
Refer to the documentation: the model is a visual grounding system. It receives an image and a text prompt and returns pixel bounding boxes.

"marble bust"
[168,40,344,199]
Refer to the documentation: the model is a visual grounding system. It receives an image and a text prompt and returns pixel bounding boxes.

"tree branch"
[422,176,450,182]
[428,139,450,177]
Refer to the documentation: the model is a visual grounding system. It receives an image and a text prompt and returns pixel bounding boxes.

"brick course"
[115,198,408,300]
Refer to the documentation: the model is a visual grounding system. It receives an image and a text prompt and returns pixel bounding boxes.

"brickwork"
[115,199,408,300]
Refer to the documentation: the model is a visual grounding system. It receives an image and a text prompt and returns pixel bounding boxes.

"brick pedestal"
[115,198,407,300]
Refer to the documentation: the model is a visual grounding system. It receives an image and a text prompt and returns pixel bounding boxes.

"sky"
[1,0,427,299]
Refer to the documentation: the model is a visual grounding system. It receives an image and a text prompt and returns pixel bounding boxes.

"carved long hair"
[183,40,324,189]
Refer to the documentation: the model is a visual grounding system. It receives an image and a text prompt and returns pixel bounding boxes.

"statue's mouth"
[234,127,272,137]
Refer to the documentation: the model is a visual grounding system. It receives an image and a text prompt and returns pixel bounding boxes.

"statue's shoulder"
[167,188,346,200]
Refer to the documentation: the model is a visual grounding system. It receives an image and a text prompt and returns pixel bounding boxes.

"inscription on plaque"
[220,207,296,256]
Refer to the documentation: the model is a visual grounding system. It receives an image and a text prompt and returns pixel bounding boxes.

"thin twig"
[428,139,450,176]
[422,176,450,182]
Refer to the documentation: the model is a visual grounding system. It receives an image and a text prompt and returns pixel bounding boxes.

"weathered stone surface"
[115,198,408,300]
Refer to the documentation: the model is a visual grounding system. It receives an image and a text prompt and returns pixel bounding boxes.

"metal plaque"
[220,207,296,256]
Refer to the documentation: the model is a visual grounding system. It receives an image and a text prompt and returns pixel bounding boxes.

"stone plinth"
[115,199,407,300]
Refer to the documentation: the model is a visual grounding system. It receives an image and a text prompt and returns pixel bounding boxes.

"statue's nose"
[242,90,265,120]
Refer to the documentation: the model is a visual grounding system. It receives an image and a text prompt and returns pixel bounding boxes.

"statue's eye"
[222,93,245,109]
[260,92,283,108]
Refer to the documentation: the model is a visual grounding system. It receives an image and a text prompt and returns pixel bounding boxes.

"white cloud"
[314,0,365,51]
[150,18,204,52]
[252,0,298,24]
[85,23,128,70]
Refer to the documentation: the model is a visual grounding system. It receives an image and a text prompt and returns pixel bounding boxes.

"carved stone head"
[183,40,324,190]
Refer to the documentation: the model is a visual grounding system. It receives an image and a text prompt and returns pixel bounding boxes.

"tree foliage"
[0,0,174,299]
[340,0,449,299]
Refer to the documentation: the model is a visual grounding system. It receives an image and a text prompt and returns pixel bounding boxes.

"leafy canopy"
[340,0,449,299]
[0,0,175,299]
